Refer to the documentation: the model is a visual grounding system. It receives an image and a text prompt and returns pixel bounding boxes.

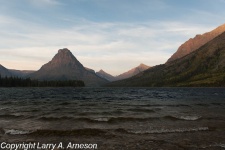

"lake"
[0,87,225,149]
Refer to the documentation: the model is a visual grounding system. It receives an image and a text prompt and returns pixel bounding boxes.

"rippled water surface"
[0,87,225,149]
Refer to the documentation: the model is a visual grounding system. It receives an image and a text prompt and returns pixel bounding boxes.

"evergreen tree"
[0,75,85,87]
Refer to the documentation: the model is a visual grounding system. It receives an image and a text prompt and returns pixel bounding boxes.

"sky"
[0,0,225,75]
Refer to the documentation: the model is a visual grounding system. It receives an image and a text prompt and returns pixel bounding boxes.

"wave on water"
[202,143,225,149]
[78,110,124,116]
[179,115,202,121]
[37,115,202,123]
[3,128,107,136]
[93,118,110,122]
[38,116,118,123]
[59,102,71,105]
[30,129,107,136]
[164,115,202,121]
[0,114,26,119]
[38,116,159,123]
[4,129,32,135]
[107,117,159,123]
[2,126,210,136]
[129,127,209,134]
[212,143,225,148]
[127,108,155,113]
[195,103,210,106]
[211,102,224,106]
[38,116,75,121]
[2,128,130,136]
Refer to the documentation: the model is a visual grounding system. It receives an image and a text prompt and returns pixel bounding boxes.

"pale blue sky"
[0,0,225,75]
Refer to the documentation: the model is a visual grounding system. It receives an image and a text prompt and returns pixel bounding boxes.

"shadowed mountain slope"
[96,69,116,82]
[10,70,35,77]
[0,65,14,77]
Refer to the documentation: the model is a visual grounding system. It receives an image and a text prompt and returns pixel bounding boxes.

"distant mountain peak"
[98,69,105,73]
[96,69,115,82]
[115,63,150,81]
[138,63,149,68]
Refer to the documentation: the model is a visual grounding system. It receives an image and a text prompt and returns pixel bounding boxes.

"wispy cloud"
[0,0,224,75]
[0,14,215,75]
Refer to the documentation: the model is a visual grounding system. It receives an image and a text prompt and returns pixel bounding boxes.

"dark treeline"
[0,75,85,87]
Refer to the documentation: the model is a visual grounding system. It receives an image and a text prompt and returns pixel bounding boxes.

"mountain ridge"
[115,63,150,81]
[107,31,225,87]
[167,23,225,62]
[96,63,150,81]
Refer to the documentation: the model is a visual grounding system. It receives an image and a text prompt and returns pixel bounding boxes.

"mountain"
[96,69,116,81]
[0,65,34,78]
[85,67,95,74]
[10,69,35,77]
[96,63,150,81]
[107,31,225,87]
[29,48,108,86]
[167,23,225,62]
[0,64,14,77]
[115,63,150,81]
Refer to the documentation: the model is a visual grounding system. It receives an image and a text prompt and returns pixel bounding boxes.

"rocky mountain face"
[167,24,225,62]
[0,65,14,77]
[96,69,116,82]
[96,63,150,81]
[107,31,225,87]
[29,48,108,86]
[115,63,150,81]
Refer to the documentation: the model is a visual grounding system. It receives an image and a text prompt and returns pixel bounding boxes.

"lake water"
[0,87,225,150]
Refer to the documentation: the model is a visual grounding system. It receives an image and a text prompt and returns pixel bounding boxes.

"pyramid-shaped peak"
[58,48,71,53]
[29,48,108,86]
[47,48,81,67]
[55,48,75,58]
